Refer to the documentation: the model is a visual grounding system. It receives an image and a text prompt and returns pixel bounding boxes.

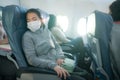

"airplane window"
[77,17,87,36]
[86,13,96,36]
[57,15,68,32]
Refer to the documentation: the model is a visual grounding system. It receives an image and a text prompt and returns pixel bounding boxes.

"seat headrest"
[2,5,28,67]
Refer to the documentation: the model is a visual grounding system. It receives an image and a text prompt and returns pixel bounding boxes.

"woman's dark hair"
[26,8,42,19]
[109,1,120,21]
[48,14,57,30]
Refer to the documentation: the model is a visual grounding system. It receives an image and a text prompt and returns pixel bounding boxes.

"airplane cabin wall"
[20,0,115,38]
[0,0,20,7]
[0,0,116,38]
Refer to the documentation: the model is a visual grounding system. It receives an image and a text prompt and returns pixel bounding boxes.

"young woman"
[22,8,93,80]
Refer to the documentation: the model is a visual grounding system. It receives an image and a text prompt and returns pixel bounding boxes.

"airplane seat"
[86,10,114,80]
[2,5,62,80]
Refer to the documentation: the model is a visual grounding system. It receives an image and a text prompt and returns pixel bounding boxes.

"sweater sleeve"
[22,32,57,69]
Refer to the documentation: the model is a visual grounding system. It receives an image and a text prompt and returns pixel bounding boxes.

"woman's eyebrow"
[32,17,37,20]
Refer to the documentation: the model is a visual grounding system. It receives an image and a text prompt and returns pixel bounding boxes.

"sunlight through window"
[57,15,68,32]
[77,17,87,36]
[87,13,96,36]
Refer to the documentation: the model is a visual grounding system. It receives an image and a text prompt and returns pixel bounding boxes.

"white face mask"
[27,20,41,32]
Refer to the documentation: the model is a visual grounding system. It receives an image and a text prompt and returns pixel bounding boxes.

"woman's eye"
[33,18,38,21]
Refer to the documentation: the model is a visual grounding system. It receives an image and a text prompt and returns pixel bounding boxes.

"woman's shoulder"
[23,30,32,38]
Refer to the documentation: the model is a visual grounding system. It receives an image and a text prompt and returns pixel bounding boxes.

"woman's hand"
[56,59,64,66]
[54,65,70,79]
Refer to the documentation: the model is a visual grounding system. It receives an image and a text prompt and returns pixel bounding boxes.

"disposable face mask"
[27,20,41,32]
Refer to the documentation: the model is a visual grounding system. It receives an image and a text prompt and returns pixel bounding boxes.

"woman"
[22,8,92,80]
[48,14,71,44]
[48,14,85,53]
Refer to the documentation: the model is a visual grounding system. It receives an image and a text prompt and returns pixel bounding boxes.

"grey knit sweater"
[22,26,65,69]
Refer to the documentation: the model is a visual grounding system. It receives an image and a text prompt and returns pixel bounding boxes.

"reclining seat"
[2,5,62,80]
[86,10,114,80]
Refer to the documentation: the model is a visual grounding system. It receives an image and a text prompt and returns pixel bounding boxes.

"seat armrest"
[60,43,74,53]
[16,67,57,78]
[64,52,75,60]
[60,43,74,48]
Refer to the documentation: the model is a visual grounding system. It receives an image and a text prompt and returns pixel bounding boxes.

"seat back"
[86,10,114,80]
[95,11,113,80]
[2,5,28,67]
